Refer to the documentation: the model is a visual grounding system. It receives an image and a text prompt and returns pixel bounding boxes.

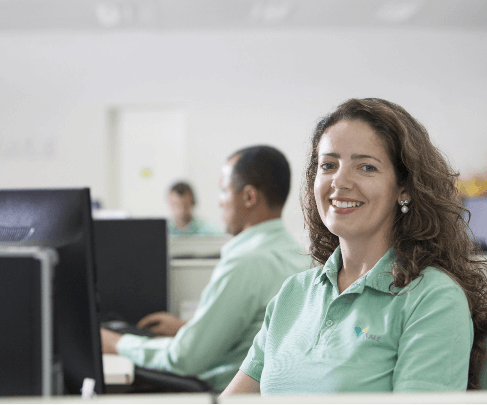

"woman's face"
[314,119,406,244]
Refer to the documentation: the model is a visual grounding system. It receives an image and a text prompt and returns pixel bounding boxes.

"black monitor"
[93,219,168,324]
[463,196,487,251]
[0,188,105,395]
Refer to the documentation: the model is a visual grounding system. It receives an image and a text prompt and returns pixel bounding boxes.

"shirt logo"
[354,326,368,337]
[354,326,381,342]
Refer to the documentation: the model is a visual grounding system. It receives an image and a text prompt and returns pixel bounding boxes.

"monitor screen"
[93,219,168,324]
[463,196,487,251]
[0,188,105,395]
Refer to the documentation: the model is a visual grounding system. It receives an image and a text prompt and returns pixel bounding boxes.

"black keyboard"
[101,320,156,338]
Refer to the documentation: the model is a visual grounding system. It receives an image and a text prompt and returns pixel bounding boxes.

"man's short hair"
[169,181,196,205]
[229,145,291,209]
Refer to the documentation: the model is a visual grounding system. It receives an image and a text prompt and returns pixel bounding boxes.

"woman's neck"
[337,236,392,294]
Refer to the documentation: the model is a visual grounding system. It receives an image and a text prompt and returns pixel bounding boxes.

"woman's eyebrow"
[319,152,382,164]
[319,152,340,158]
[351,154,382,163]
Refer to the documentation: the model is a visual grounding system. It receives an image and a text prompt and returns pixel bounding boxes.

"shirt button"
[325,320,333,327]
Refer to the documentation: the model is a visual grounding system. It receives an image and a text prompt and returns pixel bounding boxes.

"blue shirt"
[241,246,473,395]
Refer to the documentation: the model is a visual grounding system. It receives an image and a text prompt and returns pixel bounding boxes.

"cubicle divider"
[168,234,230,319]
[169,258,218,320]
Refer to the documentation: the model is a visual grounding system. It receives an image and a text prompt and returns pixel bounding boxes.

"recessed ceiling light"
[95,2,123,28]
[376,0,424,24]
[250,1,292,24]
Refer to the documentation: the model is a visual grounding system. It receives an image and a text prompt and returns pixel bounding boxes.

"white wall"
[1,28,486,242]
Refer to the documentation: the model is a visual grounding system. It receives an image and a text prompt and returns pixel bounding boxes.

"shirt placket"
[313,277,364,348]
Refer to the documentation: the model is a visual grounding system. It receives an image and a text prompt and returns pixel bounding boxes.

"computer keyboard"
[101,320,156,338]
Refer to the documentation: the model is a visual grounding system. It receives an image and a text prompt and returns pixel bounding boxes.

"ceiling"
[0,0,486,32]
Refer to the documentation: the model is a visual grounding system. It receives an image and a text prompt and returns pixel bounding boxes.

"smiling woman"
[313,119,406,257]
[221,98,487,396]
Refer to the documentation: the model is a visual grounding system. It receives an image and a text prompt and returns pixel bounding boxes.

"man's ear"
[243,185,259,209]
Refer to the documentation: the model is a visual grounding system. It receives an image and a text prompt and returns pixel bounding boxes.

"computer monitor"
[463,196,487,251]
[0,188,105,395]
[93,219,168,324]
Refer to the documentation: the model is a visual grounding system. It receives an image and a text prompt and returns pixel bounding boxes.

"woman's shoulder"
[421,266,462,286]
[399,265,467,300]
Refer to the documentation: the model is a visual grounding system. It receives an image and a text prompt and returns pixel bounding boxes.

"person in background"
[167,181,222,236]
[101,145,311,392]
[222,98,487,396]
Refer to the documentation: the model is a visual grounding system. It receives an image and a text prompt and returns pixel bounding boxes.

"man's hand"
[100,328,123,354]
[137,311,186,336]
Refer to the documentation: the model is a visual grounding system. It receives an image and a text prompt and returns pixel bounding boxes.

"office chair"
[128,366,212,393]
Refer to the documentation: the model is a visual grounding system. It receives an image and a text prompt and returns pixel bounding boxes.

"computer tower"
[0,246,62,397]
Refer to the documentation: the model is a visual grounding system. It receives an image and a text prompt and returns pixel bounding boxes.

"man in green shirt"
[101,145,311,391]
[166,181,222,236]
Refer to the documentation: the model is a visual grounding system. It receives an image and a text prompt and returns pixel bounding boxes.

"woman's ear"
[243,185,259,209]
[398,190,410,205]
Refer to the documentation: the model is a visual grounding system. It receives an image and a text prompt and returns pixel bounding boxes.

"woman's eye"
[320,163,335,171]
[360,164,377,173]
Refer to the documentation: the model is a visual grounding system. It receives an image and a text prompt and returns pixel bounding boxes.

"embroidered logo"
[354,326,368,337]
[354,326,381,342]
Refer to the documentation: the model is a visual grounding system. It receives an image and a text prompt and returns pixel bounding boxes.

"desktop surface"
[218,391,487,404]
[3,391,487,404]
[0,393,214,404]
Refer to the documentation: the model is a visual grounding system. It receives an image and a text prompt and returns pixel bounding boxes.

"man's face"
[218,157,246,236]
[168,191,194,227]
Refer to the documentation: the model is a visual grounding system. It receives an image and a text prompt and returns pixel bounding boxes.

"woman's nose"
[331,167,353,190]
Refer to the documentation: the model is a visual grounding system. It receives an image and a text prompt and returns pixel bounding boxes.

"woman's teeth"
[331,200,364,208]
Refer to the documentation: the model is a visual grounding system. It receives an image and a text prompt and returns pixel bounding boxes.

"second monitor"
[93,219,168,326]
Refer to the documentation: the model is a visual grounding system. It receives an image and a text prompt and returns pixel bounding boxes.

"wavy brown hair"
[301,98,487,389]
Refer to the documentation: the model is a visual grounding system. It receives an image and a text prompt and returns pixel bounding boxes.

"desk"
[102,354,134,385]
[4,391,487,404]
[219,391,487,404]
[0,393,214,403]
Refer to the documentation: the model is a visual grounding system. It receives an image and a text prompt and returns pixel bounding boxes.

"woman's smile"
[329,198,364,214]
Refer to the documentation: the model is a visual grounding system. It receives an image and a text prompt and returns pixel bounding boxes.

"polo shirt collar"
[314,246,342,287]
[220,218,285,258]
[314,246,398,294]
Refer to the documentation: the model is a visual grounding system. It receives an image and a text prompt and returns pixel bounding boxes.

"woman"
[221,98,487,395]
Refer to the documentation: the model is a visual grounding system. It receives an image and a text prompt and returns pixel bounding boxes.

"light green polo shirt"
[168,217,223,236]
[240,246,473,395]
[117,219,311,392]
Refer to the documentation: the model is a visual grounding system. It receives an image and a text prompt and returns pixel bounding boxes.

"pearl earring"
[400,199,409,214]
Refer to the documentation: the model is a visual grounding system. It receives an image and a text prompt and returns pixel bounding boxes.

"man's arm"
[101,328,122,354]
[111,257,264,376]
[137,311,186,336]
